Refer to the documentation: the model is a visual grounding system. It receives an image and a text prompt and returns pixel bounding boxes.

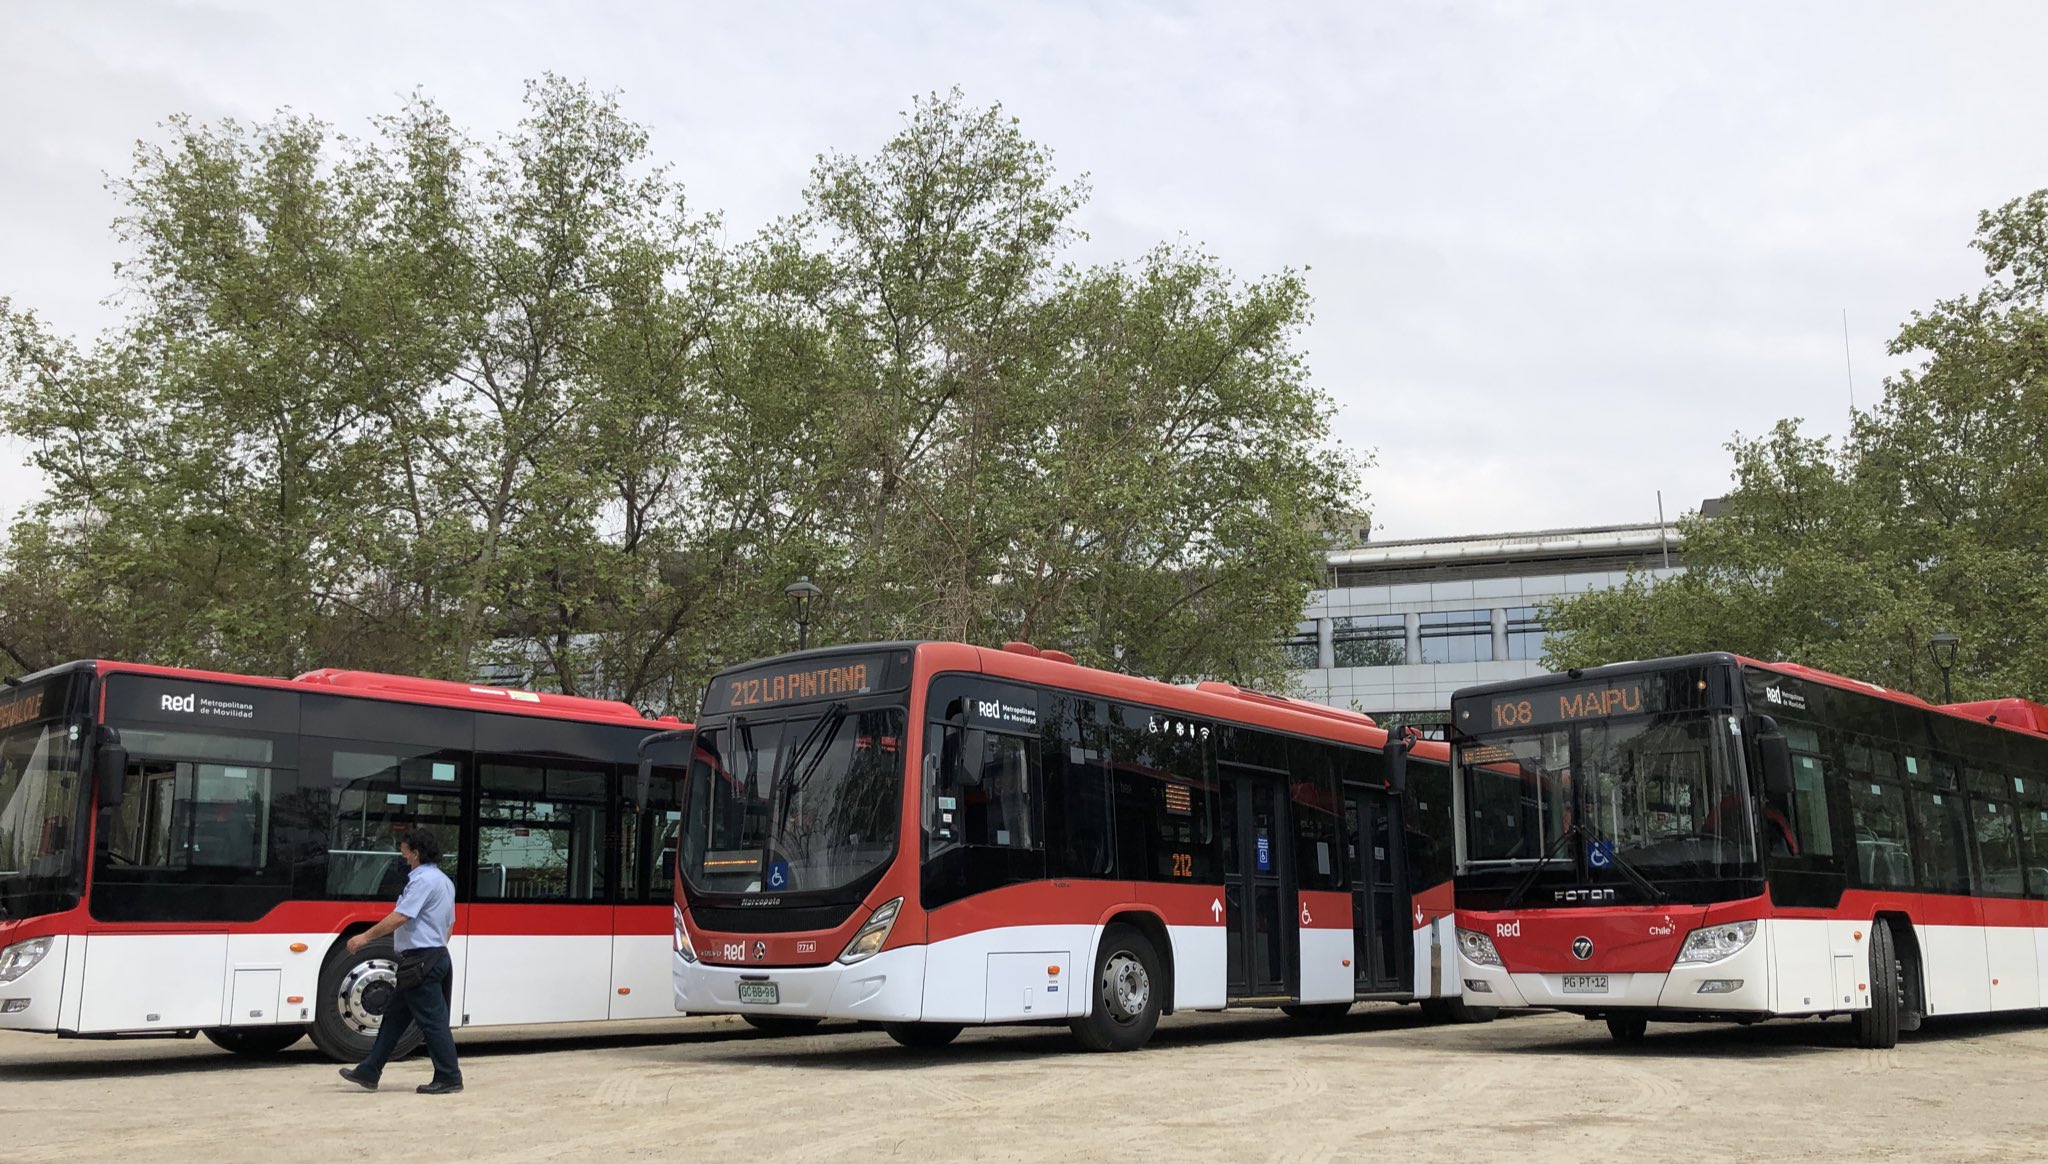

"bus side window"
[969,732,1037,850]
[1779,724,1836,860]
[1041,695,1112,878]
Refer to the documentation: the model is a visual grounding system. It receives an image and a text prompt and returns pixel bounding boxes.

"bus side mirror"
[1385,726,1416,795]
[95,730,128,811]
[1755,720,1794,804]
[634,757,653,812]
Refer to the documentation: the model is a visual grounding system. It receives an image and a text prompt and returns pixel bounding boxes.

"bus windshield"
[682,708,905,896]
[1458,709,1758,880]
[0,718,87,919]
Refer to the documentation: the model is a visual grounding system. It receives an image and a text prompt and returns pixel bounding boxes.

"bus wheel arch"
[1096,909,1174,1014]
[1871,910,1924,1032]
[1852,916,1903,1048]
[308,925,422,1064]
[1071,915,1169,1051]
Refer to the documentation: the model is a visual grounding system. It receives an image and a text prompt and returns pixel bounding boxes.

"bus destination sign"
[703,651,909,715]
[1487,680,1647,730]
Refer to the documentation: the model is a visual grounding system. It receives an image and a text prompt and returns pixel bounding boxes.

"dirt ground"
[4,1005,2046,1162]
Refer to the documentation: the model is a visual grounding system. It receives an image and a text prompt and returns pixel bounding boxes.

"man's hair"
[401,828,443,865]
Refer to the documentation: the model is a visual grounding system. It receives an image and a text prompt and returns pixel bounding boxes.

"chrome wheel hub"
[336,958,399,1036]
[1101,951,1150,1023]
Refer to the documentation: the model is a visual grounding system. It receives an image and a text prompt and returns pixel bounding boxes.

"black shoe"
[416,1079,464,1095]
[338,1067,378,1091]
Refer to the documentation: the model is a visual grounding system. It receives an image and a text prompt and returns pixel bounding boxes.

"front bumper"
[674,945,929,1023]
[0,933,68,1031]
[1459,931,1771,1013]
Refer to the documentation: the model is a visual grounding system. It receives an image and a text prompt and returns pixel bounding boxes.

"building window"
[1506,607,1549,661]
[1420,610,1490,664]
[1333,615,1406,667]
[1281,626,1321,669]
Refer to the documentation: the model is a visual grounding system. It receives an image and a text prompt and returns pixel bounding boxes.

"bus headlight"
[837,898,903,965]
[1674,921,1756,966]
[673,905,698,964]
[0,937,52,984]
[1456,928,1502,967]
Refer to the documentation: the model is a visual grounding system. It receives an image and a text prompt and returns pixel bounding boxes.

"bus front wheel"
[204,1026,307,1057]
[309,938,424,1064]
[743,1015,825,1036]
[1852,919,1901,1049]
[1070,924,1164,1052]
[884,1022,963,1049]
[1605,1015,1648,1043]
[1422,997,1500,1024]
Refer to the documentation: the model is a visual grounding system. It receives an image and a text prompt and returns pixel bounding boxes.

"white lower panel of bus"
[1459,917,2048,1017]
[0,930,683,1036]
[675,920,1361,1024]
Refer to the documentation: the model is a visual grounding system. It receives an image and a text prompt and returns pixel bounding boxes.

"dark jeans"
[355,945,461,1085]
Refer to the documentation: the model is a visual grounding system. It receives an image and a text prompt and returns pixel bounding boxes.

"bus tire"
[309,939,423,1064]
[1070,924,1163,1052]
[1281,1003,1353,1026]
[1422,997,1499,1024]
[1853,919,1901,1049]
[743,1015,825,1036]
[884,1022,963,1049]
[1605,1015,1648,1043]
[203,1026,307,1057]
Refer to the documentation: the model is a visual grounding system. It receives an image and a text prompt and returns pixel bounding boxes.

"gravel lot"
[5,1005,2046,1162]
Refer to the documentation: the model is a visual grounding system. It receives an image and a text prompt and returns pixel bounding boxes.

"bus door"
[1344,790,1410,994]
[1220,763,1297,1000]
[611,762,684,1020]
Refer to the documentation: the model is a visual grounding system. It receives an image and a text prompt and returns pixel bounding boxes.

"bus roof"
[735,640,1424,755]
[72,659,687,728]
[1448,651,2048,743]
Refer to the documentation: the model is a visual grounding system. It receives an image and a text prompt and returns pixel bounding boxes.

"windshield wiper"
[774,703,848,835]
[1500,819,1669,907]
[1502,818,1582,909]
[1590,833,1670,903]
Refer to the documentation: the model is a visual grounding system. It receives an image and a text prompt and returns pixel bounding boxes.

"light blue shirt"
[393,862,455,952]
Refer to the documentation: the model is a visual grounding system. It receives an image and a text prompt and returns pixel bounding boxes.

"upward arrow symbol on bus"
[1211,899,1223,923]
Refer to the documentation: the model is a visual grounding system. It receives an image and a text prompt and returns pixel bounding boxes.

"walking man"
[338,827,463,1094]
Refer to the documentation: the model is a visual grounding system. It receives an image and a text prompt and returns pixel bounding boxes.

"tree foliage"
[0,83,1361,707]
[1547,191,2048,702]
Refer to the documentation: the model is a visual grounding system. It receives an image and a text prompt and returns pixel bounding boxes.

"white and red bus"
[649,640,1486,1052]
[0,660,689,1061]
[1449,652,2048,1047]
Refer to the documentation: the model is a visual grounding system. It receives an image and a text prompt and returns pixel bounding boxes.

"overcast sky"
[4,0,2046,539]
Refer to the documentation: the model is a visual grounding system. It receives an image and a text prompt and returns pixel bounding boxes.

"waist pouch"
[395,948,435,991]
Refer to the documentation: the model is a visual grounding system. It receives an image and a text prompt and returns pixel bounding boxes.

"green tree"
[1,84,1361,701]
[716,92,1362,685]
[1547,191,2048,702]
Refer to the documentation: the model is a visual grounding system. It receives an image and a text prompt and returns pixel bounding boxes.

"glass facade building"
[1286,520,1687,738]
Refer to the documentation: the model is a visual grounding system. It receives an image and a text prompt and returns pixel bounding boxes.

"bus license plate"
[1562,975,1609,994]
[738,982,780,1005]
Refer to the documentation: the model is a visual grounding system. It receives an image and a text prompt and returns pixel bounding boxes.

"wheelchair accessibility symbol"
[1587,841,1614,869]
[766,860,790,889]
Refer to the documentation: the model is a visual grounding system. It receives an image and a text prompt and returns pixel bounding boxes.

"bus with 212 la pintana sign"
[0,659,690,1061]
[638,639,1489,1052]
[1448,651,2048,1047]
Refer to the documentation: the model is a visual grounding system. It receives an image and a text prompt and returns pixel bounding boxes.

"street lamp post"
[1929,630,1960,703]
[785,576,823,652]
